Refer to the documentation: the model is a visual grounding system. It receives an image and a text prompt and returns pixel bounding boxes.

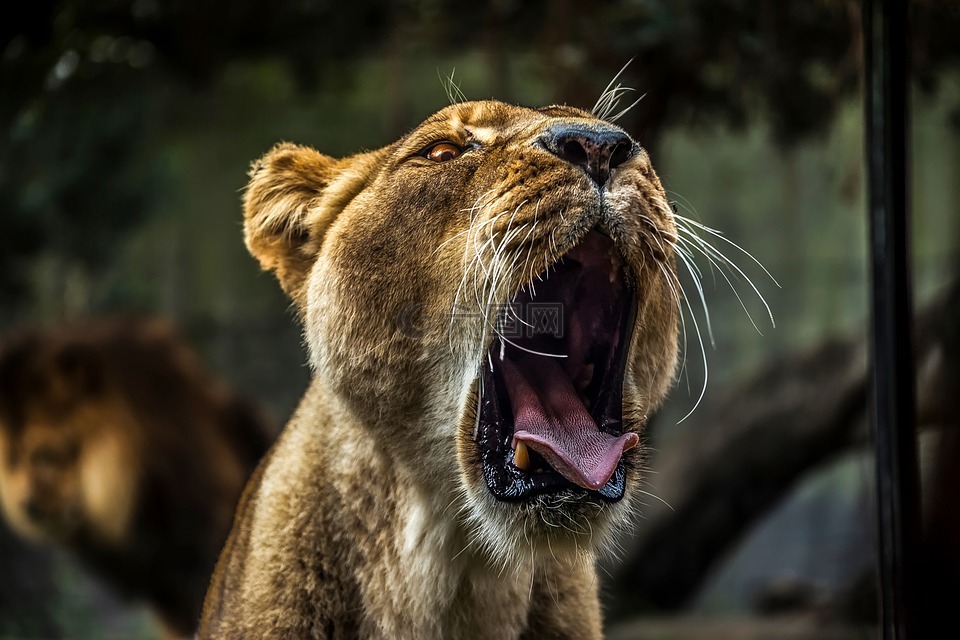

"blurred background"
[1,1,959,638]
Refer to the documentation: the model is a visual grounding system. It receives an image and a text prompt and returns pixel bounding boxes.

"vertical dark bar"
[863,0,921,638]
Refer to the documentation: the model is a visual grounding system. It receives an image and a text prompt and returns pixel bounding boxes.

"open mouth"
[476,230,637,502]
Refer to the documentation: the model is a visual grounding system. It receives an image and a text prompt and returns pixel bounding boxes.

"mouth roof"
[477,230,637,502]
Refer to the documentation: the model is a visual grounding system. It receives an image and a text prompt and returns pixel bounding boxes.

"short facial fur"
[201,101,679,639]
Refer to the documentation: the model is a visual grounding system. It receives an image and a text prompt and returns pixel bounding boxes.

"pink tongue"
[500,353,638,491]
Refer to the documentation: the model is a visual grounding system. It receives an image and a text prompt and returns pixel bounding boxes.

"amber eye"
[425,142,461,163]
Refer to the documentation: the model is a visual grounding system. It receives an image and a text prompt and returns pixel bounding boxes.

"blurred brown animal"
[0,317,275,638]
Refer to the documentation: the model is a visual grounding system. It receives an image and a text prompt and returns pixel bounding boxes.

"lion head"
[244,101,679,562]
[0,330,140,545]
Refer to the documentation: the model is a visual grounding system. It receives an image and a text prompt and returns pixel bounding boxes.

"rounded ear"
[243,142,338,302]
[244,142,389,305]
[244,143,389,304]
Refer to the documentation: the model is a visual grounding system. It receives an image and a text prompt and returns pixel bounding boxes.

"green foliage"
[2,0,959,308]
[2,73,161,262]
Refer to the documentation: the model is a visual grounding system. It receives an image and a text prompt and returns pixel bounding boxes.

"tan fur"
[201,101,679,639]
[0,317,275,637]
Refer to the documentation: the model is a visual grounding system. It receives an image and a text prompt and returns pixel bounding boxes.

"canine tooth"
[514,440,531,471]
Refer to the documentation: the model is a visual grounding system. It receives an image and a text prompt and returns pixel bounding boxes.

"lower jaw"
[471,485,623,553]
[475,350,635,503]
[479,452,631,503]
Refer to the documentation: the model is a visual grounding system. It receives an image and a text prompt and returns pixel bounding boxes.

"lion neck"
[258,381,559,639]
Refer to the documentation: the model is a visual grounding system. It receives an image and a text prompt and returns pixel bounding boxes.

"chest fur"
[248,414,537,640]
[361,504,534,640]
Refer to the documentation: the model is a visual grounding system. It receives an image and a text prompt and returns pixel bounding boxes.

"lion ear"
[243,142,339,302]
[244,142,387,303]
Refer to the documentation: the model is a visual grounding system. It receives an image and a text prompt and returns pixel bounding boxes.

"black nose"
[541,124,635,187]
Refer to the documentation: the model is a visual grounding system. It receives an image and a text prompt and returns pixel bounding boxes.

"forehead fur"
[395,101,599,155]
[416,101,594,129]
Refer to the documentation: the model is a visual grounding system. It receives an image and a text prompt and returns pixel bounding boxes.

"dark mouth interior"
[477,230,636,502]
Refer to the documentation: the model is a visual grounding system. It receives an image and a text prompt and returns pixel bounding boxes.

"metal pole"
[863,0,921,637]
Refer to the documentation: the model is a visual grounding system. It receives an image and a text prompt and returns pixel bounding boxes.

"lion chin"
[200,100,679,640]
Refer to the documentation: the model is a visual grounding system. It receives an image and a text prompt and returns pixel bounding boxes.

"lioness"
[0,317,274,638]
[200,101,679,639]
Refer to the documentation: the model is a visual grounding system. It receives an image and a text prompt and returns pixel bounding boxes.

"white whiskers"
[592,59,646,123]
[448,194,570,362]
[656,195,779,422]
[439,68,467,105]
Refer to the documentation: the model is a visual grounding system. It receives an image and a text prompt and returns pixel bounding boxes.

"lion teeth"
[514,441,531,471]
